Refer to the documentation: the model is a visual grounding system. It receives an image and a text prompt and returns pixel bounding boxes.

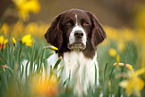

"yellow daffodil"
[12,0,40,21]
[0,35,8,49]
[113,63,133,70]
[21,34,33,46]
[116,54,120,63]
[31,73,59,96]
[104,26,119,40]
[44,46,58,50]
[108,48,117,57]
[114,54,120,69]
[119,68,145,96]
[25,22,38,36]
[12,37,16,44]
[12,21,24,38]
[0,23,9,35]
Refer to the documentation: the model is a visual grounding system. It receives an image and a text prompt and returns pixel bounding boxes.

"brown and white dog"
[44,9,106,96]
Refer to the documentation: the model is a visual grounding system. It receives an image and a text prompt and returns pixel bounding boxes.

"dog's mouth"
[68,42,86,50]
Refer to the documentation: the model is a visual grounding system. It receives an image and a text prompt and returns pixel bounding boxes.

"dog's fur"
[44,9,106,96]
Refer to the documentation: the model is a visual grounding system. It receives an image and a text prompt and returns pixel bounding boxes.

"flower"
[108,48,117,57]
[11,21,24,38]
[116,55,120,63]
[114,55,120,69]
[21,34,33,46]
[12,37,16,45]
[12,0,40,21]
[0,23,9,36]
[119,68,145,96]
[31,73,59,96]
[0,35,8,49]
[44,46,58,50]
[104,26,119,40]
[113,63,133,70]
[25,22,38,36]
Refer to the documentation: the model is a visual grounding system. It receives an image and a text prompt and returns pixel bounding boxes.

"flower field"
[0,0,145,97]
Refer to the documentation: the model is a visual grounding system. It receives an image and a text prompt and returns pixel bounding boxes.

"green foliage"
[0,35,144,97]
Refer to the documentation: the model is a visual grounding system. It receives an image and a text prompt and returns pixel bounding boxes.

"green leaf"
[104,63,108,81]
[63,70,71,86]
[0,50,7,64]
[25,60,29,80]
[54,57,62,69]
[1,67,8,90]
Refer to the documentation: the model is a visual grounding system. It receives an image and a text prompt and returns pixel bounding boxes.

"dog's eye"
[65,21,72,26]
[83,22,89,26]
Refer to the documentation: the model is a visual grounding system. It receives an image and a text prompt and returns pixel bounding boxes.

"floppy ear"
[44,14,63,50]
[87,11,106,48]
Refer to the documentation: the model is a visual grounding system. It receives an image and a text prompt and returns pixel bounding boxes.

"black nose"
[74,31,84,38]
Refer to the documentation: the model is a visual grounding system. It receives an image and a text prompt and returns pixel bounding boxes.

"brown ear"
[87,11,106,48]
[44,14,63,50]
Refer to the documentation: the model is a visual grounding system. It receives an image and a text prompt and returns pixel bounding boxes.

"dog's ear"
[44,14,63,50]
[86,11,106,48]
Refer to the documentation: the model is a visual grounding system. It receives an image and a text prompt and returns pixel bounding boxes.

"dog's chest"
[63,51,95,77]
[46,51,98,96]
[61,51,97,95]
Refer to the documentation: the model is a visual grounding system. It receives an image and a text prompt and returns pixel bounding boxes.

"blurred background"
[0,0,145,27]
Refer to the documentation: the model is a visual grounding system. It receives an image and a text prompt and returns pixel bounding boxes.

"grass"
[0,32,145,97]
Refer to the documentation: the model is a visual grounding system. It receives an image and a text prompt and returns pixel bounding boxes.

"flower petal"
[44,46,58,51]
[119,80,128,88]
[135,68,145,76]
[137,77,145,90]
[0,36,4,44]
[21,34,33,46]
[12,37,16,44]
[4,39,8,44]
[126,64,133,70]
[108,48,117,57]
[116,55,120,63]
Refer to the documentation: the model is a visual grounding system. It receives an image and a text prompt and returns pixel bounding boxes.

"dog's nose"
[74,31,84,38]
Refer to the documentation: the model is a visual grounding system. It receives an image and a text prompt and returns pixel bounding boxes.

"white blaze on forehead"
[69,14,87,46]
[75,14,78,26]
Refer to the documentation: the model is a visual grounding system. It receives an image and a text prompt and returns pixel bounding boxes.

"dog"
[44,9,106,96]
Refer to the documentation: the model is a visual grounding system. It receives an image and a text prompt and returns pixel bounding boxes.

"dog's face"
[61,11,92,50]
[44,9,106,56]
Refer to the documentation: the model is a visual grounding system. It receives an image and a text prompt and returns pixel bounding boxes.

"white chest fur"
[47,51,99,96]
[60,51,99,96]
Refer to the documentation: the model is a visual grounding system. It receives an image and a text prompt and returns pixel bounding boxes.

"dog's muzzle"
[68,42,86,50]
[68,30,86,50]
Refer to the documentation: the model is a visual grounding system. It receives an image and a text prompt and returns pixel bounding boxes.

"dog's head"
[44,9,106,53]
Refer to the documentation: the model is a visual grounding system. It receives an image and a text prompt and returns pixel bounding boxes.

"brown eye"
[82,21,89,26]
[66,21,72,26]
